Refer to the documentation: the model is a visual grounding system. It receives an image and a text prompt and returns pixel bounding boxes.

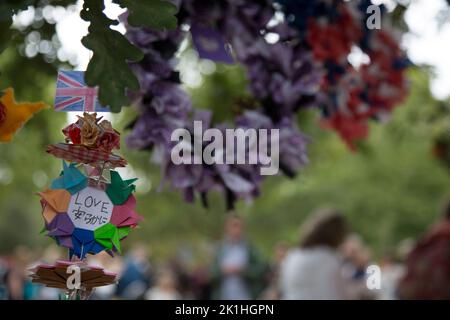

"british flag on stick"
[54,71,110,112]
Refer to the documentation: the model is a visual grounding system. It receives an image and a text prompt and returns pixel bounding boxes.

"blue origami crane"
[51,161,87,195]
[70,228,104,259]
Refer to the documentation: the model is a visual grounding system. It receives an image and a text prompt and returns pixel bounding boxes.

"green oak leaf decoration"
[80,0,144,112]
[0,0,179,111]
[80,0,179,112]
[119,0,178,30]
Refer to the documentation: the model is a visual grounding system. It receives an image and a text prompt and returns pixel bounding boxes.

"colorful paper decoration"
[38,112,142,261]
[39,162,142,259]
[47,143,127,168]
[106,171,137,205]
[51,161,88,195]
[55,71,110,112]
[0,87,47,142]
[30,38,139,302]
[29,260,117,299]
[46,112,126,167]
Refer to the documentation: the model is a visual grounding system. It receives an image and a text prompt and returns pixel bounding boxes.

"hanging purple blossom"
[124,0,408,209]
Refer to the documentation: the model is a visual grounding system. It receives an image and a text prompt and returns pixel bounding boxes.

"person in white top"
[279,208,352,300]
[145,269,181,300]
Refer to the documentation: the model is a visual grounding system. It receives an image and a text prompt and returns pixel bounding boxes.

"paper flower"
[49,113,124,167]
[80,113,101,147]
[39,163,142,259]
[62,112,120,152]
[0,87,47,142]
[29,260,117,291]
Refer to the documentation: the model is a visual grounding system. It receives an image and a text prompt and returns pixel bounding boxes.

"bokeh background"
[0,0,450,300]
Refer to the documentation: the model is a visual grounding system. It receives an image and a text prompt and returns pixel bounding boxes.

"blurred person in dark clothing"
[398,198,450,299]
[190,265,213,300]
[0,257,8,299]
[211,215,267,300]
[116,244,153,300]
[260,241,290,300]
[168,256,192,299]
[4,246,33,300]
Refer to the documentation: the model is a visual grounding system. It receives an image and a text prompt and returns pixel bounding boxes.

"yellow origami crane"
[0,87,47,142]
[38,189,71,214]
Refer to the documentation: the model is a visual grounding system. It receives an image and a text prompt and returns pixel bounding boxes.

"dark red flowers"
[0,102,6,126]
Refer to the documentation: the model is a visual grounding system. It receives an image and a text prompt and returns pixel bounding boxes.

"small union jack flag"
[54,71,110,112]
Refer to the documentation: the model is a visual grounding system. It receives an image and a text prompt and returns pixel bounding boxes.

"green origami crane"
[106,170,137,205]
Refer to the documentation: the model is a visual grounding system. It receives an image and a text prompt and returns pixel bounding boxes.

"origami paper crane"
[39,160,142,259]
[94,223,121,253]
[39,115,141,260]
[0,87,47,142]
[45,213,75,249]
[71,228,94,254]
[71,228,104,259]
[111,195,142,228]
[41,199,58,224]
[106,171,137,205]
[46,213,75,237]
[118,226,131,240]
[56,236,73,249]
[51,161,88,194]
[38,189,71,213]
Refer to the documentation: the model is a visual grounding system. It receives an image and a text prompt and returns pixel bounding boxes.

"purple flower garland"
[125,0,408,209]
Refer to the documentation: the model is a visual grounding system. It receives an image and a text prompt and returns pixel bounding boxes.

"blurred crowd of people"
[1,201,450,300]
